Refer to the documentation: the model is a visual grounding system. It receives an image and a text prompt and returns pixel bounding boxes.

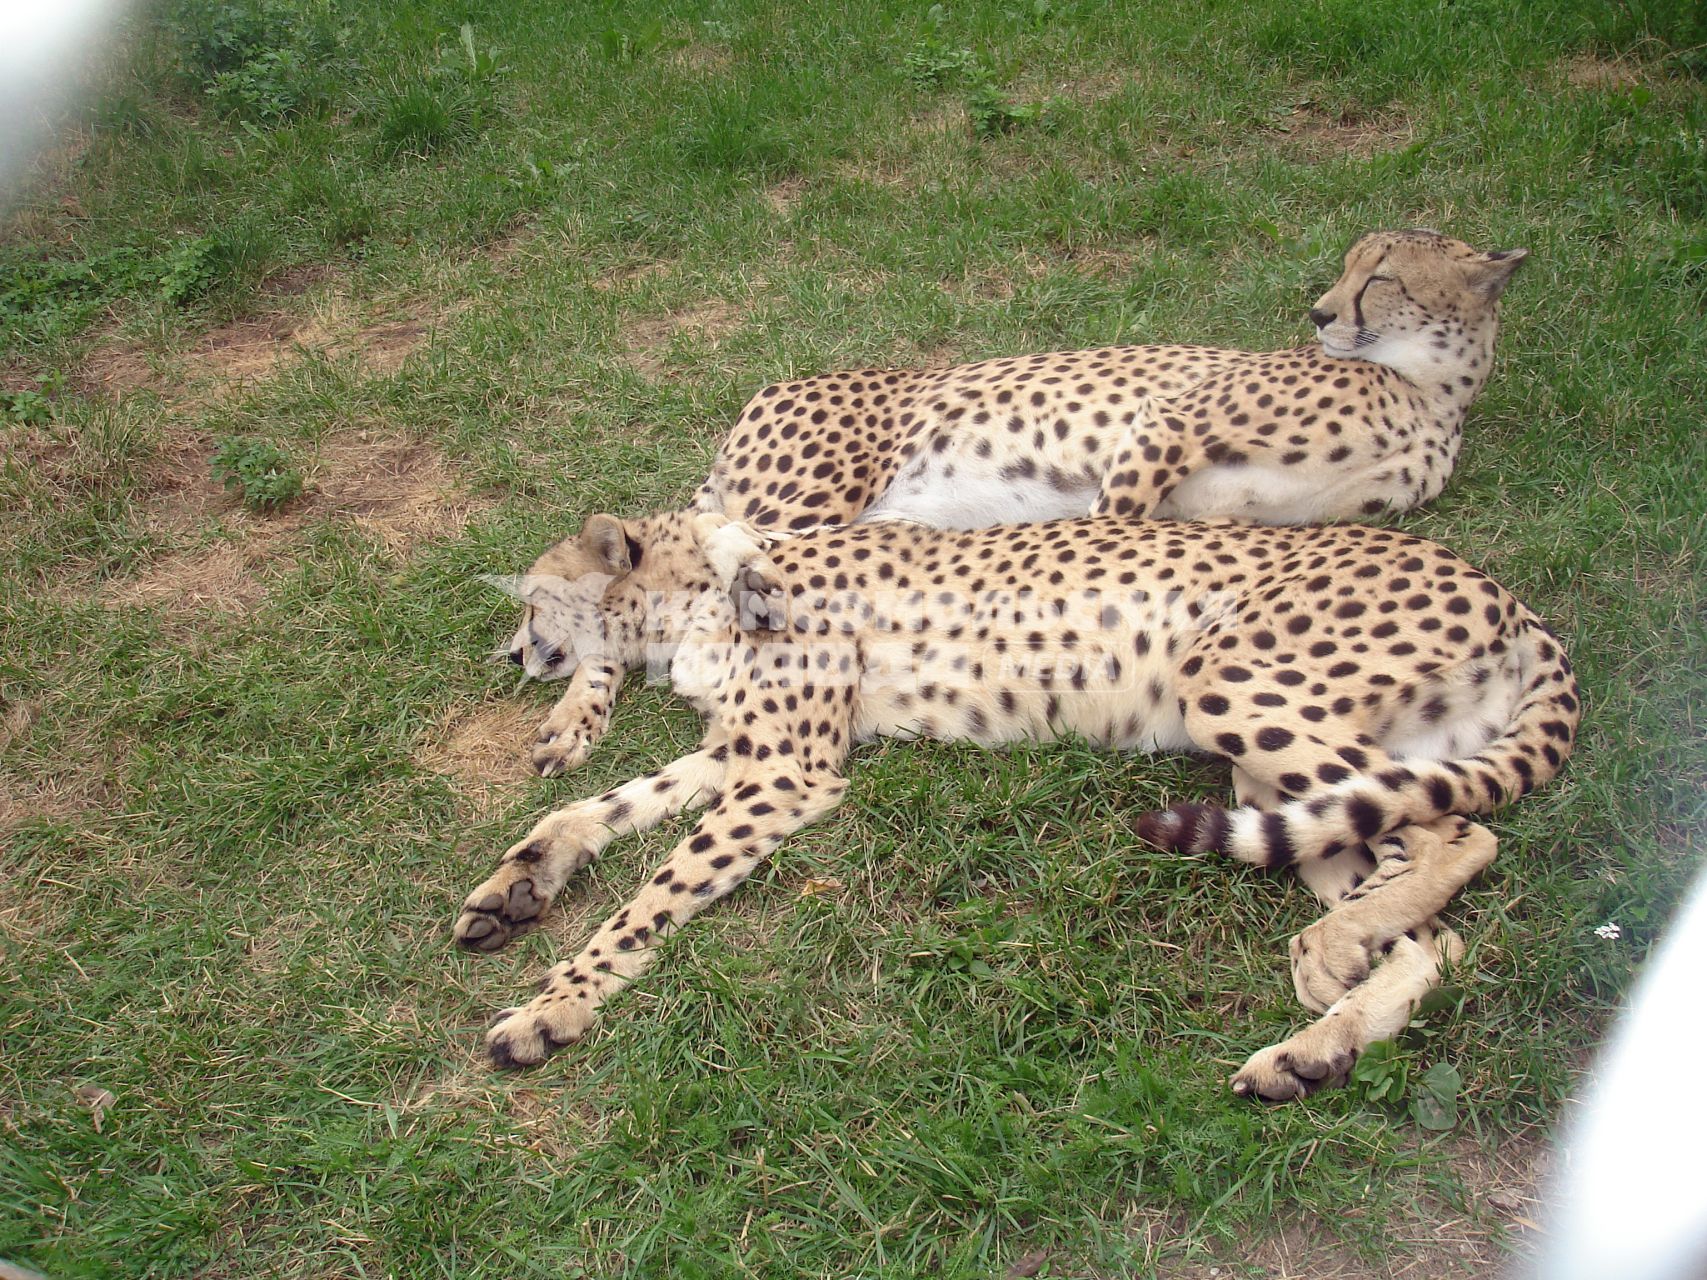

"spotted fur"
[511,229,1528,774]
[463,514,1578,1097]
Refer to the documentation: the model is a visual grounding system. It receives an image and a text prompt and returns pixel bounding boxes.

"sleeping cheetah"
[514,229,1527,776]
[464,513,1579,1099]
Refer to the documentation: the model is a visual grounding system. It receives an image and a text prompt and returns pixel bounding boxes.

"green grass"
[2,0,1704,1275]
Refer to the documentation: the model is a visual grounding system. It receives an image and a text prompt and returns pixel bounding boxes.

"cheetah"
[463,513,1579,1100]
[513,229,1527,776]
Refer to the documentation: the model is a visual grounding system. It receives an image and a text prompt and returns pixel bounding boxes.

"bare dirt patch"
[1562,54,1645,90]
[591,259,675,292]
[0,863,79,961]
[394,1058,614,1167]
[191,306,431,385]
[418,699,543,810]
[1130,1134,1548,1279]
[668,42,735,74]
[763,175,808,217]
[474,229,539,279]
[237,912,315,977]
[263,264,337,296]
[312,432,488,555]
[107,540,278,613]
[0,706,127,836]
[622,299,744,377]
[915,343,961,369]
[1268,103,1416,161]
[951,241,1147,306]
[78,294,439,401]
[77,342,165,398]
[0,128,93,247]
[1060,243,1152,282]
[1038,67,1140,106]
[102,429,492,614]
[1,699,40,755]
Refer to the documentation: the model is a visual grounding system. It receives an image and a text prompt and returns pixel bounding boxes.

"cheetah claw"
[531,726,592,777]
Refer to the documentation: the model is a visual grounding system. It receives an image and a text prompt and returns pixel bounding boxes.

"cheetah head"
[503,511,723,680]
[1308,229,1527,373]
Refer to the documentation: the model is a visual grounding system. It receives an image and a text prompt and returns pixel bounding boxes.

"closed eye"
[1351,274,1394,325]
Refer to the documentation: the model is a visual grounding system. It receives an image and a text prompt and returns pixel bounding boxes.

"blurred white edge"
[1523,869,1707,1280]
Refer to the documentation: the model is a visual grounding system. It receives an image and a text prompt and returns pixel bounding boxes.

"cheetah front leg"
[1091,397,1202,519]
[484,763,849,1068]
[530,657,625,776]
[454,745,728,952]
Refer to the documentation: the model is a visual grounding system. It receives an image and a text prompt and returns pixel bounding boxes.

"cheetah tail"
[1137,614,1581,868]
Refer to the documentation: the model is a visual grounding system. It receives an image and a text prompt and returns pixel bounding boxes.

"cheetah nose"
[508,647,525,667]
[1309,307,1336,329]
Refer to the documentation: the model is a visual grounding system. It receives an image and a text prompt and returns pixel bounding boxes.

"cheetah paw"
[453,877,550,953]
[531,724,593,777]
[485,988,599,1068]
[1231,1023,1359,1102]
[1289,920,1375,1014]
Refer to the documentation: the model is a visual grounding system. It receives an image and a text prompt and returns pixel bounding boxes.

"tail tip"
[1136,806,1186,850]
[1137,802,1229,854]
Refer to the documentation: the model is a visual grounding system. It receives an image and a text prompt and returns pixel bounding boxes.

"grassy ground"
[2,0,1704,1275]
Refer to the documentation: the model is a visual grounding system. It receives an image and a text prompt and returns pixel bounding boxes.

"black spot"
[1263,812,1296,868]
[1347,797,1385,839]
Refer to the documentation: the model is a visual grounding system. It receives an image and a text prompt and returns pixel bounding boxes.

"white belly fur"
[1156,463,1340,524]
[860,456,1097,529]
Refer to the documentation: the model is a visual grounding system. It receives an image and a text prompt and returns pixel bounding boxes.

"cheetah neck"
[1360,310,1500,416]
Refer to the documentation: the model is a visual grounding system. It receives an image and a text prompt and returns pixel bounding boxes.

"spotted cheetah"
[464,513,1579,1100]
[513,230,1527,776]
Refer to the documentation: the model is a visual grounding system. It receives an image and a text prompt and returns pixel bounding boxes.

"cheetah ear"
[732,561,788,632]
[580,514,632,574]
[1467,248,1528,298]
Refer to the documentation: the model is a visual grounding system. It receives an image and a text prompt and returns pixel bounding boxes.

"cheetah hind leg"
[1290,816,1496,1013]
[1232,922,1463,1102]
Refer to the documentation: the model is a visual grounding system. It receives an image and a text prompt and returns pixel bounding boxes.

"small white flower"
[1594,922,1622,941]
